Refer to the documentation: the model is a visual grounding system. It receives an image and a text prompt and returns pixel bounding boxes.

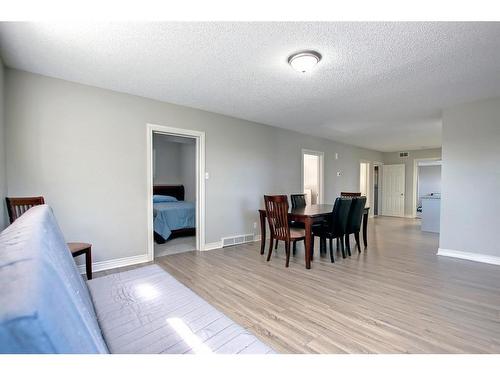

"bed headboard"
[153,185,185,201]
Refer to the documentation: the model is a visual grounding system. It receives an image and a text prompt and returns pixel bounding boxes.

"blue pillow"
[153,195,178,203]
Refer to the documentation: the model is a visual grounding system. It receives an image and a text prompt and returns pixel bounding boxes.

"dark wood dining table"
[258,204,370,269]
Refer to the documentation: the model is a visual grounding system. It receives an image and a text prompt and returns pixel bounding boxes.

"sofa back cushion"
[0,205,108,353]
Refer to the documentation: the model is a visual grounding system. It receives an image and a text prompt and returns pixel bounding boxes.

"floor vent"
[222,233,255,248]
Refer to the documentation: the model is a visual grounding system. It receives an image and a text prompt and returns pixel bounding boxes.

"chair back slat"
[264,195,290,241]
[290,194,306,209]
[5,196,46,224]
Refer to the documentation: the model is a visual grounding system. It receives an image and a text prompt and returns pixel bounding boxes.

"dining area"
[258,193,370,269]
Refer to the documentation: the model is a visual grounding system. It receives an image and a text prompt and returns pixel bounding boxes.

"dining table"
[258,204,370,269]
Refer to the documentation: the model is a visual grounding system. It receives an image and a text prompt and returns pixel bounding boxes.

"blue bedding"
[153,201,195,240]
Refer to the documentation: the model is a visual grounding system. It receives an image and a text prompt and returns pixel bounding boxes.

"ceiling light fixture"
[288,50,322,73]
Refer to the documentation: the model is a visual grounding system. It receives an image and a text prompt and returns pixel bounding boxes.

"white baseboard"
[254,234,261,242]
[77,254,150,274]
[437,248,500,266]
[82,234,263,272]
[203,241,222,251]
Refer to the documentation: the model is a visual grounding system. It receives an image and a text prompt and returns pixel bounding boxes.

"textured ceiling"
[1,22,500,152]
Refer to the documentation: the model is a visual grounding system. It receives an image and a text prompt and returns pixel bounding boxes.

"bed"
[153,185,196,244]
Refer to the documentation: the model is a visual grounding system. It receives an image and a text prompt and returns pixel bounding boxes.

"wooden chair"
[313,197,352,262]
[264,195,306,267]
[340,192,361,197]
[344,196,367,255]
[5,196,93,280]
[6,196,45,224]
[277,194,307,251]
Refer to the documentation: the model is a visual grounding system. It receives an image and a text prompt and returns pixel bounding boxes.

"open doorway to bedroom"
[147,124,205,261]
[153,134,196,257]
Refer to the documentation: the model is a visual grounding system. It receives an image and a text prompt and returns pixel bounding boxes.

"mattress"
[87,264,275,354]
[153,201,195,240]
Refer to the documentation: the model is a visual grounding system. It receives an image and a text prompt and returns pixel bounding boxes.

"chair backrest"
[341,192,361,197]
[329,197,352,236]
[264,195,290,241]
[290,194,306,209]
[6,196,46,224]
[345,196,367,234]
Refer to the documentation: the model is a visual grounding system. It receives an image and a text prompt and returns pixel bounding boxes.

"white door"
[382,164,405,217]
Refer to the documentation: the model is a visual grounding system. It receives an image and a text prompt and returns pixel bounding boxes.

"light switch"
[337,171,342,176]
[335,153,339,160]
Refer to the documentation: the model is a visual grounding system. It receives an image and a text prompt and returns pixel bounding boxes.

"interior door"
[382,164,405,217]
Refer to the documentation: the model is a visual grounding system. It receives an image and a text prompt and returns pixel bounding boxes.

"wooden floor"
[98,217,500,353]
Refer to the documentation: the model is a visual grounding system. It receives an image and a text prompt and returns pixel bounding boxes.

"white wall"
[417,165,441,206]
[153,134,196,202]
[5,69,382,263]
[179,142,196,202]
[153,136,181,184]
[382,148,442,217]
[440,97,500,259]
[0,58,6,230]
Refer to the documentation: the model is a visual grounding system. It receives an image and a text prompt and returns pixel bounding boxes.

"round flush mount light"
[288,50,322,73]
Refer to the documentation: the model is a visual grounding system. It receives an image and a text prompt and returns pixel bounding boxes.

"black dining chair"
[344,196,367,256]
[290,194,306,209]
[313,197,352,262]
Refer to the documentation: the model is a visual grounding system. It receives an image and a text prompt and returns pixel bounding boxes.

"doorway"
[373,165,380,216]
[359,161,370,203]
[147,124,206,261]
[414,159,442,218]
[301,149,324,205]
[381,164,405,217]
[412,158,442,218]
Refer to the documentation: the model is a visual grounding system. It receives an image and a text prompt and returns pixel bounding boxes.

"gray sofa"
[0,205,274,354]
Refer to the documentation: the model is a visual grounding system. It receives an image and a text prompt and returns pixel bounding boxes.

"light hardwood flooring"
[96,216,500,353]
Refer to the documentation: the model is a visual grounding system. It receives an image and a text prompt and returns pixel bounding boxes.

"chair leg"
[340,236,346,259]
[354,232,361,253]
[285,240,291,268]
[293,241,297,255]
[345,234,352,256]
[336,238,340,253]
[275,239,279,250]
[267,237,274,262]
[329,237,335,263]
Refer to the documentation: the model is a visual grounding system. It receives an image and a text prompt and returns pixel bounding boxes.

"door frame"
[412,157,442,218]
[359,159,371,214]
[371,161,384,217]
[381,163,406,217]
[146,123,206,261]
[301,149,324,204]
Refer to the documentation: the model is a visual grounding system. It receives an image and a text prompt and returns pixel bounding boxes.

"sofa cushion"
[88,264,275,354]
[0,205,108,353]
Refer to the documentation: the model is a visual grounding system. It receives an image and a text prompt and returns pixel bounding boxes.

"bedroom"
[153,133,197,257]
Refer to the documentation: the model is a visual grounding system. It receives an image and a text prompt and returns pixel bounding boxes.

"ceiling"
[1,22,500,152]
